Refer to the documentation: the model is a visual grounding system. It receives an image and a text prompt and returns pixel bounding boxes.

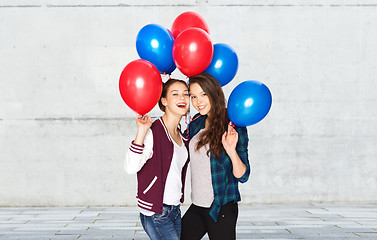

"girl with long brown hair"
[181,73,251,240]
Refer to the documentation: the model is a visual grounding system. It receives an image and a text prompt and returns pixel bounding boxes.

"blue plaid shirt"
[184,113,250,222]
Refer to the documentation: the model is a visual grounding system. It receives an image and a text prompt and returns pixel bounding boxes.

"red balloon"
[119,59,162,115]
[173,28,213,77]
[171,11,210,39]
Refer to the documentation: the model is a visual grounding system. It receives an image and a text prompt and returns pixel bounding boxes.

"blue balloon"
[136,24,175,73]
[163,62,176,75]
[227,81,272,127]
[204,43,238,86]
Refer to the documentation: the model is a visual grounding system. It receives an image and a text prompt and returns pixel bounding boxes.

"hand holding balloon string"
[133,115,153,145]
[222,122,238,155]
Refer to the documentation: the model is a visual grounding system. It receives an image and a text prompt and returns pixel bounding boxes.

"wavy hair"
[189,73,228,158]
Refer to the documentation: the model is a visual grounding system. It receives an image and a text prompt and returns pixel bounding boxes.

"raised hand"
[222,122,238,154]
[136,115,153,130]
[133,115,153,146]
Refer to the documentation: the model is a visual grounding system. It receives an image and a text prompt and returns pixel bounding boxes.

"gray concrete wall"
[1,0,376,206]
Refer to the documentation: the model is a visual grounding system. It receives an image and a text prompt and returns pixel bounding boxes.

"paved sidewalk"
[0,204,377,239]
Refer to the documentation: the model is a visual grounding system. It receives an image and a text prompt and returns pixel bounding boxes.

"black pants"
[181,201,238,240]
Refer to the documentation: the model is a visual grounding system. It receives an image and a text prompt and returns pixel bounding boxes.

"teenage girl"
[181,73,251,240]
[125,79,190,240]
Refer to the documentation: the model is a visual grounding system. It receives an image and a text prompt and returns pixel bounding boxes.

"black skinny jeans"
[181,201,238,240]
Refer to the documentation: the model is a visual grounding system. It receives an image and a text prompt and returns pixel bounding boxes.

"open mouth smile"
[177,102,187,109]
[197,105,206,110]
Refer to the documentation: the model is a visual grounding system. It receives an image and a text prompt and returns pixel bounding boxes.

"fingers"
[227,122,237,136]
[145,115,152,123]
[227,123,232,132]
[136,115,152,124]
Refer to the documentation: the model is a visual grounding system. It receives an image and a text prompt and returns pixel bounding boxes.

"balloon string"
[185,113,202,138]
[185,109,191,125]
[140,115,160,120]
[227,119,235,128]
[185,107,191,137]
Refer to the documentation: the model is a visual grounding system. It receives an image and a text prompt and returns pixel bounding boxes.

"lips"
[197,105,206,110]
[177,102,187,108]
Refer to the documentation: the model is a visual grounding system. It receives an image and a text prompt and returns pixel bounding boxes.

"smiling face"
[160,82,189,116]
[189,82,212,116]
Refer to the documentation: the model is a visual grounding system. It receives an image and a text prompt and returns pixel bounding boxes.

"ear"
[161,97,167,106]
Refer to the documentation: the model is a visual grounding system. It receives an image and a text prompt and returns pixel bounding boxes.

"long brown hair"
[189,73,228,158]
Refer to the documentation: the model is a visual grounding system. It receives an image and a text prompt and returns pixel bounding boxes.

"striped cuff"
[129,141,144,154]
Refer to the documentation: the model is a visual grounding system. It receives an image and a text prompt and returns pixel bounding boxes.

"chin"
[177,109,188,116]
[199,110,209,116]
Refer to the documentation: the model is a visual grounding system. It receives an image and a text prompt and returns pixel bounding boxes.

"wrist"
[225,148,237,158]
[134,129,148,145]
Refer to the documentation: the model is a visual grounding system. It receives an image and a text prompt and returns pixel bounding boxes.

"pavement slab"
[0,204,376,239]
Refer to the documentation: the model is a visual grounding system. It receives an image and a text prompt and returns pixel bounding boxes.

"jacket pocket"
[143,176,157,194]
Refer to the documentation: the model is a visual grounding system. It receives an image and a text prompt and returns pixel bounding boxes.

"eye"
[184,93,189,97]
[202,93,207,97]
[172,93,178,96]
[191,96,196,99]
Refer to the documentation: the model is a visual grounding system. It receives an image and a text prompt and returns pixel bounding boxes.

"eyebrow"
[193,91,205,94]
[171,89,189,92]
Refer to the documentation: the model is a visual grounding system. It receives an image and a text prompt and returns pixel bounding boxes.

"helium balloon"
[136,24,174,73]
[164,62,176,75]
[119,59,162,115]
[171,11,210,39]
[204,43,238,86]
[161,29,176,75]
[172,27,213,77]
[227,81,272,127]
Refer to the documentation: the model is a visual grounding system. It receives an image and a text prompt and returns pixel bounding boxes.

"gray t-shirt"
[189,129,214,207]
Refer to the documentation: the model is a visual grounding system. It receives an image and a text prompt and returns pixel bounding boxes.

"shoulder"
[150,118,166,133]
[151,118,162,128]
[192,113,201,119]
[150,118,172,143]
[189,113,205,127]
[187,114,205,138]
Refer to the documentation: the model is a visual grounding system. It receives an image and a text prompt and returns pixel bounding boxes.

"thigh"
[207,202,238,240]
[140,213,162,240]
[153,205,180,240]
[170,205,182,237]
[181,204,207,240]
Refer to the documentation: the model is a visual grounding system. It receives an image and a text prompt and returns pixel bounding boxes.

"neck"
[162,113,181,133]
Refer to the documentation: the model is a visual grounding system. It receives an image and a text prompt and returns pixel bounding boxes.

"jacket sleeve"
[124,129,154,174]
[234,126,251,183]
